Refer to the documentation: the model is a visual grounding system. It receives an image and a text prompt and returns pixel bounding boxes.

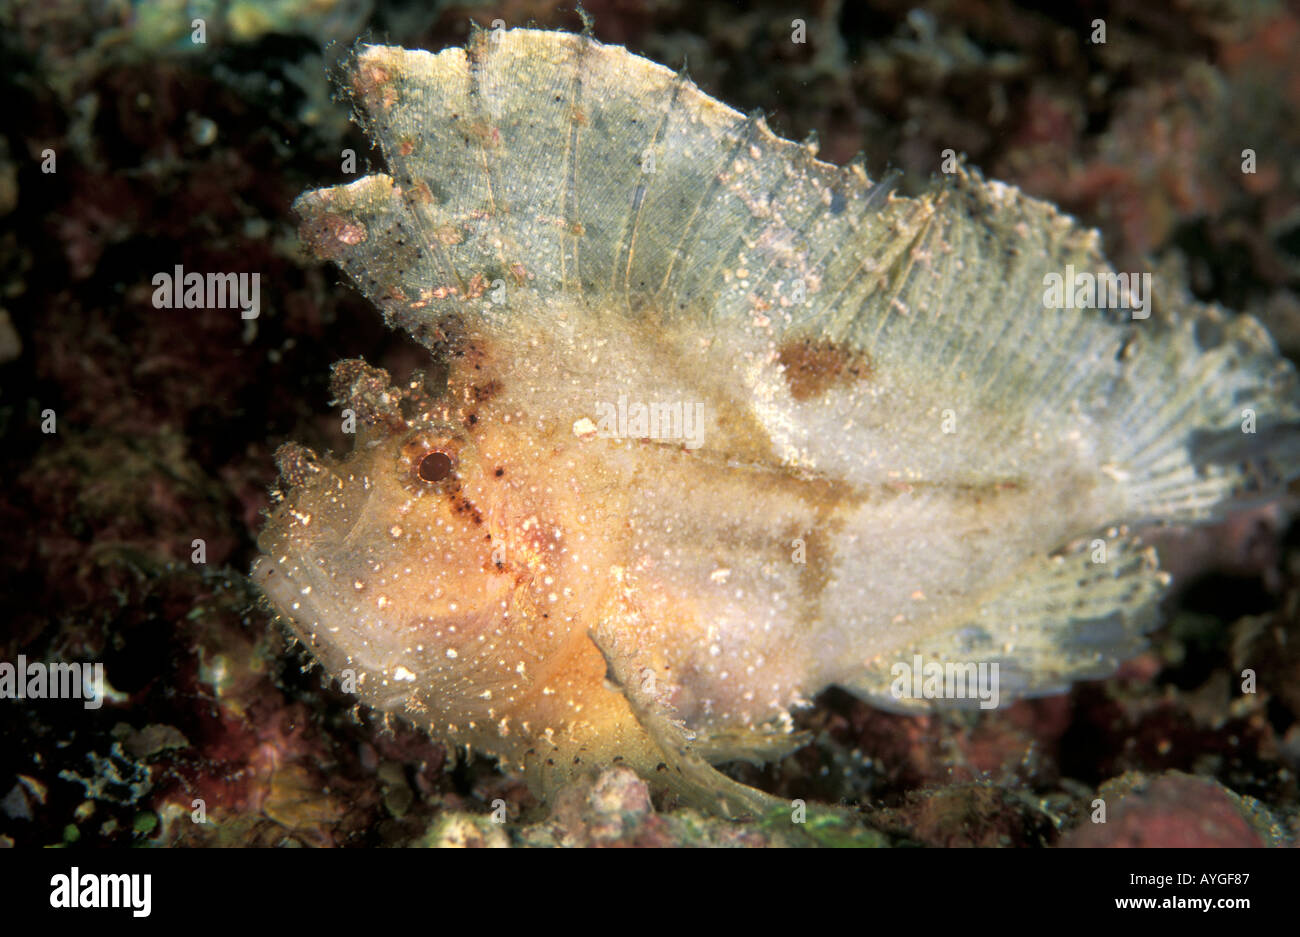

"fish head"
[251,358,515,711]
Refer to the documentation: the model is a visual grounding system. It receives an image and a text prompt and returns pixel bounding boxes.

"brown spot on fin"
[777,338,872,402]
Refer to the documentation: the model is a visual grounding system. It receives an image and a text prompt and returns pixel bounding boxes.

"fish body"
[253,29,1300,814]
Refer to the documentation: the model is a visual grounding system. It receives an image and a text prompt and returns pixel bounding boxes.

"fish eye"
[417,449,455,483]
[398,430,463,491]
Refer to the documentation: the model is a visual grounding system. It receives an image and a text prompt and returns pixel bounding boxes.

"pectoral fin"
[587,626,792,819]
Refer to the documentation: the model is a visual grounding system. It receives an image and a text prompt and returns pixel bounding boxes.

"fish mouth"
[250,549,431,710]
[251,553,355,661]
[250,553,333,648]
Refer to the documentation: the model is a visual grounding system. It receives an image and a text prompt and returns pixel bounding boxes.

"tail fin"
[842,531,1169,712]
[1106,282,1300,524]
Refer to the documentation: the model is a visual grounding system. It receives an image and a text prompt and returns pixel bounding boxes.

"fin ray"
[839,532,1170,711]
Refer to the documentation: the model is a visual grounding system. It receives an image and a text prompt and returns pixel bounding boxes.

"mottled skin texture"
[251,295,1128,815]
[254,30,1300,815]
[256,359,744,810]
[254,312,831,813]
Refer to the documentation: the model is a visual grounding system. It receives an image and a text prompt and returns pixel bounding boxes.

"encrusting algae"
[251,27,1300,817]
